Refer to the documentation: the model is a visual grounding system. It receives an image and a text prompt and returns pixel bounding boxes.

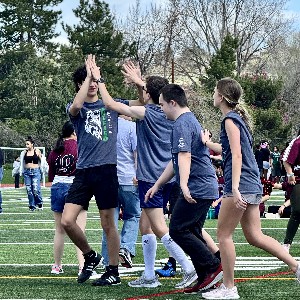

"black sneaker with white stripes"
[77,251,103,283]
[92,267,121,286]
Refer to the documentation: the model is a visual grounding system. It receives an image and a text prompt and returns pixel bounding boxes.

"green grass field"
[0,187,299,299]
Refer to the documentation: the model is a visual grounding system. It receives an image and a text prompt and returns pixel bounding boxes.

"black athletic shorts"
[65,165,119,210]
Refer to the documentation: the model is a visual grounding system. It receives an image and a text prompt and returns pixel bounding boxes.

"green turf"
[0,188,299,299]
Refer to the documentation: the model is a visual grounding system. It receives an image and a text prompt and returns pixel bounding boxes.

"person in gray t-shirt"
[61,55,143,287]
[90,57,196,288]
[146,84,222,293]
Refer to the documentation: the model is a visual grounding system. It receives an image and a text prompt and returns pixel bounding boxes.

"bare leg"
[53,212,65,266]
[217,197,244,288]
[61,203,91,254]
[202,229,219,254]
[241,204,298,272]
[100,208,120,266]
[75,210,87,269]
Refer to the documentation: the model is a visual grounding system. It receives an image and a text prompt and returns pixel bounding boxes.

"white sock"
[161,233,194,274]
[142,234,157,279]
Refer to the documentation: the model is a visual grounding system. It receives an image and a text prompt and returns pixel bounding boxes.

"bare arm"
[89,56,146,119]
[201,129,222,154]
[178,152,196,203]
[122,61,145,106]
[69,56,93,116]
[283,161,296,185]
[98,82,146,119]
[225,119,247,210]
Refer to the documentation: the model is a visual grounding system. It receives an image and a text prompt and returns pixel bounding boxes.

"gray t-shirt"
[67,99,129,169]
[136,104,175,183]
[220,111,262,194]
[171,112,219,199]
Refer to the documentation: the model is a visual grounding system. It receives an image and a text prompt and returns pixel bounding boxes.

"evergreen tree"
[0,0,63,52]
[63,0,136,98]
[202,35,238,92]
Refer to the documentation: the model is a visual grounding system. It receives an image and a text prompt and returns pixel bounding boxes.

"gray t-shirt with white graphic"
[171,112,219,199]
[67,99,129,169]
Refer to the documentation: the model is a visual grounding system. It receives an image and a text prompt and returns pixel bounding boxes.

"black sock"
[214,250,221,262]
[168,257,176,270]
[84,249,96,258]
[107,265,119,276]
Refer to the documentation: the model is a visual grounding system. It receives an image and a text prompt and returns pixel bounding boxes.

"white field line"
[0,242,299,246]
[1,256,299,273]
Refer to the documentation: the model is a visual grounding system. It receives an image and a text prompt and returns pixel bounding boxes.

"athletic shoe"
[37,204,43,211]
[119,248,133,268]
[78,268,98,279]
[77,252,103,283]
[51,265,64,274]
[128,273,162,288]
[201,283,240,299]
[92,268,121,286]
[296,263,300,283]
[175,269,197,289]
[184,264,223,294]
[155,262,176,277]
[282,244,290,253]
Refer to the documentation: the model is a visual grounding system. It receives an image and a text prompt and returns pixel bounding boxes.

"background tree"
[172,0,290,77]
[0,55,74,151]
[202,34,238,92]
[63,0,136,98]
[0,0,62,52]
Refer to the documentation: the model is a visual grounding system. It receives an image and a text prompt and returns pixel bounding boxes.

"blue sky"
[55,0,300,43]
[55,0,166,43]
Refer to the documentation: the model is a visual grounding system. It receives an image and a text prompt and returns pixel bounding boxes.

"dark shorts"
[65,165,119,210]
[51,182,71,213]
[271,164,281,177]
[138,180,174,209]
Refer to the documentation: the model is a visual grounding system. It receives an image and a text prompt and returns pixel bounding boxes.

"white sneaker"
[128,273,161,288]
[175,269,197,288]
[296,264,300,283]
[51,265,64,274]
[282,244,290,253]
[202,283,240,299]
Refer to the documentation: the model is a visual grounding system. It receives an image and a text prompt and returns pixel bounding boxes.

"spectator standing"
[270,146,281,183]
[260,141,270,179]
[12,156,21,188]
[19,137,45,211]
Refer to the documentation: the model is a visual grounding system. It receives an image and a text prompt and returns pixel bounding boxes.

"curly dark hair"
[145,76,169,104]
[72,66,87,92]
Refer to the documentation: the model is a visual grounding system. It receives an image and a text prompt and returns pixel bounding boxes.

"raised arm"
[89,56,146,120]
[122,61,145,106]
[69,55,93,116]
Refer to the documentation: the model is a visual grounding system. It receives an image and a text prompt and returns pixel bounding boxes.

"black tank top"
[24,149,39,164]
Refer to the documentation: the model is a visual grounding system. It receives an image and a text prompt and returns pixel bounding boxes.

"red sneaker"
[184,264,223,294]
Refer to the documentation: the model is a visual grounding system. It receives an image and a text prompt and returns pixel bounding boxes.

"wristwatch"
[95,77,105,83]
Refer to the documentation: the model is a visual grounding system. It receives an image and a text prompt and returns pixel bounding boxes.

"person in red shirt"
[48,121,89,277]
[281,128,300,253]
